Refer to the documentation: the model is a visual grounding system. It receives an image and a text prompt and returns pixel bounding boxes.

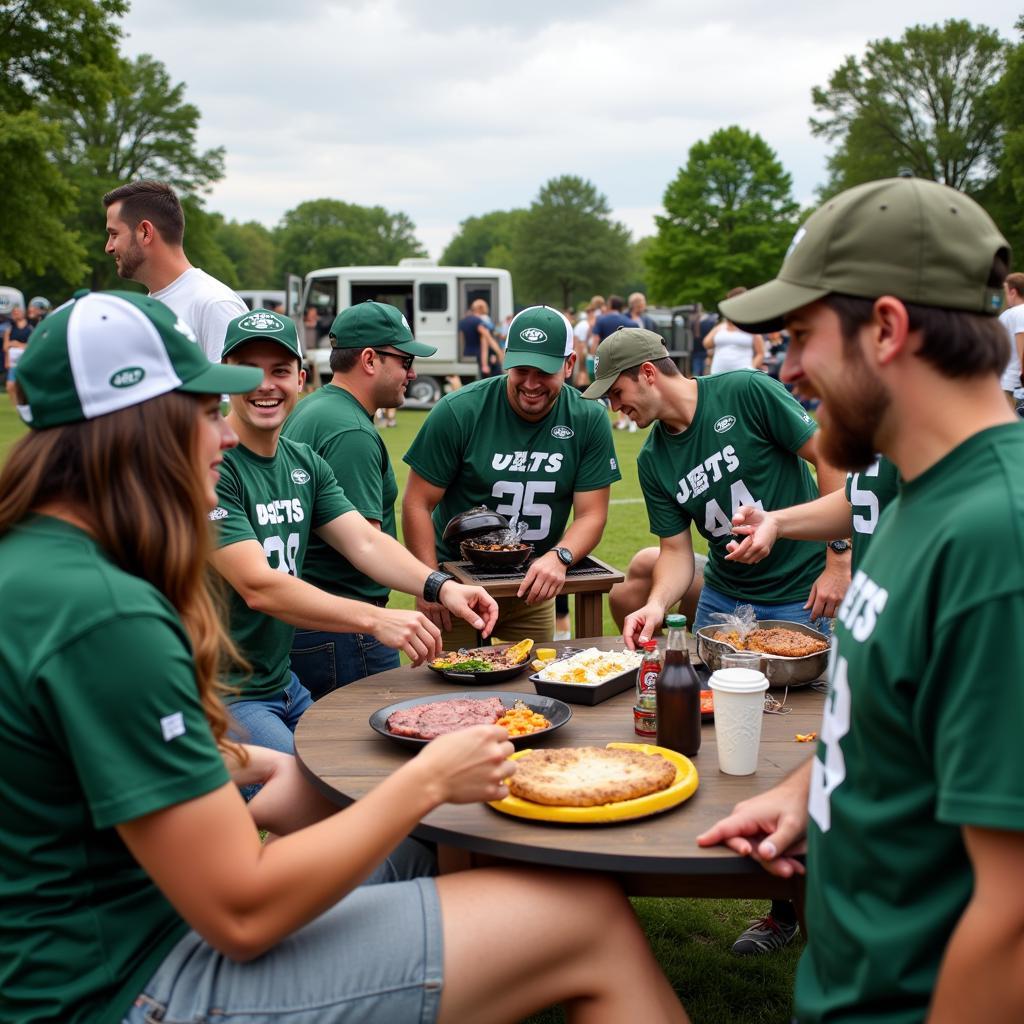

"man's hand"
[623,599,667,650]
[805,560,850,620]
[725,505,780,564]
[517,551,567,605]
[415,596,452,632]
[439,582,499,638]
[697,760,812,878]
[369,608,443,665]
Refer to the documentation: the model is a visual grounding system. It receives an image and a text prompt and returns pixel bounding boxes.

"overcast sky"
[119,1,1021,259]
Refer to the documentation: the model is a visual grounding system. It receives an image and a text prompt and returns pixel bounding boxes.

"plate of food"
[488,742,698,823]
[695,619,830,688]
[530,646,644,705]
[370,690,572,750]
[428,638,534,683]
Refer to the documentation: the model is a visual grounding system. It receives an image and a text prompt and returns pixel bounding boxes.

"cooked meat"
[386,696,506,740]
[745,628,828,658]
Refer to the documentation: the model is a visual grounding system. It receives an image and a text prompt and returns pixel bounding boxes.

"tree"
[215,218,278,289]
[274,199,426,277]
[646,127,799,308]
[440,209,525,267]
[811,20,1006,197]
[512,176,632,309]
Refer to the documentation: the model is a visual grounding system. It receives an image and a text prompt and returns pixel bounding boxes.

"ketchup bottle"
[636,640,661,710]
[656,614,701,756]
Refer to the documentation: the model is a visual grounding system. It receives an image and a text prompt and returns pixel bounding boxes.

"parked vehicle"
[237,289,286,311]
[297,259,513,404]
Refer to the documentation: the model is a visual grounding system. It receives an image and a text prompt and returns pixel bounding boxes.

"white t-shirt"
[710,326,756,374]
[573,319,591,345]
[150,268,246,361]
[999,303,1024,396]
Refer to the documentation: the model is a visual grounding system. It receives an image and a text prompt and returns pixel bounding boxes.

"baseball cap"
[329,301,437,356]
[16,290,262,429]
[721,177,1009,334]
[581,328,669,399]
[222,308,303,361]
[28,296,51,311]
[503,306,574,374]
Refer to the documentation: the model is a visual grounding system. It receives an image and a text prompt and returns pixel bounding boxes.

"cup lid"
[708,668,769,694]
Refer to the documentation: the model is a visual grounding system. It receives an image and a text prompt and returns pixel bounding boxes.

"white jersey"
[150,268,246,362]
[999,303,1024,397]
[710,326,756,374]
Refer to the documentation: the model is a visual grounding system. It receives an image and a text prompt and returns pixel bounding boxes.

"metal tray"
[695,619,830,689]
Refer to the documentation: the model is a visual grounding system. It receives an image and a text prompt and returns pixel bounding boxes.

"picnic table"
[294,636,824,920]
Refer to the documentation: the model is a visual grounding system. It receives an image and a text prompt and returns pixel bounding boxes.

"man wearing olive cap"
[281,301,437,694]
[403,305,621,646]
[698,177,1024,1022]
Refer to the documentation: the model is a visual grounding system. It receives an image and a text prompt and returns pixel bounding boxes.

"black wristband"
[423,570,455,604]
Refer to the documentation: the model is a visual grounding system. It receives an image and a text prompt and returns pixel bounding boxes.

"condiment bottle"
[636,640,661,710]
[656,613,701,756]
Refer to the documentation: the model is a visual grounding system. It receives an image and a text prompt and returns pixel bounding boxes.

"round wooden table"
[294,637,824,912]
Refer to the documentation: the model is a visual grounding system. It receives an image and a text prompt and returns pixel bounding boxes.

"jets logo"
[593,355,600,372]
[401,313,412,329]
[173,317,197,343]
[291,469,310,485]
[551,425,574,439]
[208,507,229,521]
[713,415,736,434]
[239,311,285,333]
[520,327,547,344]
[109,366,145,388]
[610,457,618,471]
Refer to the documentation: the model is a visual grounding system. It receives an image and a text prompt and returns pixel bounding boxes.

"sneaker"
[731,915,799,956]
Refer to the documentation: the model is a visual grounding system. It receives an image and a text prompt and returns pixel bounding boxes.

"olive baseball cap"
[503,305,574,374]
[222,308,303,361]
[16,290,262,429]
[581,328,669,399]
[329,300,437,356]
[720,177,1010,333]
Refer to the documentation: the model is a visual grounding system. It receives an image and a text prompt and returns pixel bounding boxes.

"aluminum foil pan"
[695,619,830,689]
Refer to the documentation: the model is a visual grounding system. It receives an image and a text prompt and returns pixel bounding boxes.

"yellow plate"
[487,742,698,824]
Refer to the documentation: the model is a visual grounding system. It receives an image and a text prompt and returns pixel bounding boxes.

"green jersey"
[638,370,823,602]
[281,384,395,603]
[798,425,1024,1022]
[0,516,229,1024]
[403,375,621,563]
[212,436,354,700]
[845,454,901,574]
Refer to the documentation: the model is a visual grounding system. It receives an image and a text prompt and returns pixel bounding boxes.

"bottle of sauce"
[634,640,660,737]
[656,614,701,756]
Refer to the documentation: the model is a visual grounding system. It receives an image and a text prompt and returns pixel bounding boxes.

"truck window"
[304,277,338,346]
[418,283,448,312]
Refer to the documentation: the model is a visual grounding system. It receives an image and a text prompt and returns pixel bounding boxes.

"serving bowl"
[459,540,534,571]
[695,619,830,689]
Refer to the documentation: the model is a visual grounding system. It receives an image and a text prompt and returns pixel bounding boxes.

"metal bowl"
[695,619,830,689]
[442,506,512,544]
[459,540,534,571]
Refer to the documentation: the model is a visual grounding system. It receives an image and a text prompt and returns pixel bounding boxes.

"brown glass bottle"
[656,614,701,756]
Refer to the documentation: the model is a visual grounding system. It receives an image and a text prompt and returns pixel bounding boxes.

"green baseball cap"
[222,308,303,361]
[581,327,669,399]
[721,177,1009,334]
[16,290,262,430]
[329,301,437,356]
[503,305,574,374]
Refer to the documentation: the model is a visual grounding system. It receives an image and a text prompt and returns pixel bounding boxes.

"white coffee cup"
[709,668,769,776]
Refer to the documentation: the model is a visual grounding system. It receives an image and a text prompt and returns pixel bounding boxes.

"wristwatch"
[552,546,574,567]
[828,539,852,554]
[423,570,455,603]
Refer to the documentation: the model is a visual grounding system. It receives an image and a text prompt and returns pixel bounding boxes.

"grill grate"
[452,556,617,583]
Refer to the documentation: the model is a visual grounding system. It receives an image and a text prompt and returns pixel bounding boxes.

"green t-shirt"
[798,425,1024,1023]
[845,454,901,575]
[0,516,229,1024]
[638,370,823,602]
[212,437,354,700]
[403,375,621,563]
[281,384,395,603]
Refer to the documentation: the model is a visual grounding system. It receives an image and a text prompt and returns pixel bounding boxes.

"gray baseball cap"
[581,328,669,399]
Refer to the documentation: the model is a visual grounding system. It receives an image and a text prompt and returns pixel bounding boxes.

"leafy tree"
[215,218,278,289]
[440,209,525,267]
[511,175,632,309]
[274,199,426,277]
[647,126,799,308]
[811,19,1006,196]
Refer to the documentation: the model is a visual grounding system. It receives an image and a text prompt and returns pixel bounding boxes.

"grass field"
[0,400,799,1024]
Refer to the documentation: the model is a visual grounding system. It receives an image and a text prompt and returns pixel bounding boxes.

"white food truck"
[292,259,513,405]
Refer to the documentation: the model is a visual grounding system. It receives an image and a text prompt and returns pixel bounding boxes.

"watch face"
[828,540,851,553]
[556,547,572,565]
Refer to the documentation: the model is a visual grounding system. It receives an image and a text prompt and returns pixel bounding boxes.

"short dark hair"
[102,180,185,247]
[329,347,364,374]
[620,357,681,380]
[608,295,625,311]
[824,264,1009,380]
[1005,272,1024,298]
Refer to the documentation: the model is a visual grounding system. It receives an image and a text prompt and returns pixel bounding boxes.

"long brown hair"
[0,391,243,751]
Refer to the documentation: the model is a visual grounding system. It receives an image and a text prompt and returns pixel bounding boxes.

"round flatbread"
[507,746,677,807]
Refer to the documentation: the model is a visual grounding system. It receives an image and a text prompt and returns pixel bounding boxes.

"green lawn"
[0,400,797,1024]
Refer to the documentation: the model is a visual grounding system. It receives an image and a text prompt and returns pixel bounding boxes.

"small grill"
[451,556,617,583]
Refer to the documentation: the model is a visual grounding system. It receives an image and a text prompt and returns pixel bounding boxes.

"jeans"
[693,582,830,636]
[290,629,400,701]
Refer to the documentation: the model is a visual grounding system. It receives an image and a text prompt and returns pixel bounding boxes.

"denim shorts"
[694,582,830,636]
[122,876,442,1024]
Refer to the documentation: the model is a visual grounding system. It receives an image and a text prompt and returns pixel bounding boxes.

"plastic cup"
[708,668,769,776]
[721,651,762,671]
